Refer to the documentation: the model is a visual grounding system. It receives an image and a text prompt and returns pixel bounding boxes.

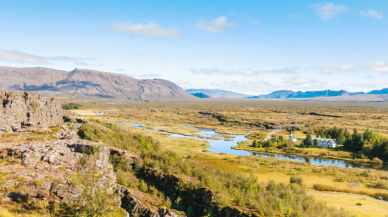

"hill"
[0,66,192,100]
[185,89,248,98]
[190,92,211,98]
[249,90,350,99]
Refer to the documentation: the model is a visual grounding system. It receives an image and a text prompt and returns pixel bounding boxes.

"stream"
[117,122,388,171]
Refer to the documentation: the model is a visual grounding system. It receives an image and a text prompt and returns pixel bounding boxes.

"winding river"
[117,122,388,171]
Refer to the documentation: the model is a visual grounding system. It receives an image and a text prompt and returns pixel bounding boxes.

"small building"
[288,132,297,143]
[312,137,338,148]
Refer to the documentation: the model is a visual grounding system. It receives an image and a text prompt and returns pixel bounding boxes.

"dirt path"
[265,129,282,141]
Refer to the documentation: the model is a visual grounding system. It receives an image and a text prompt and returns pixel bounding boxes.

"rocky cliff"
[0,66,192,100]
[0,91,63,132]
[0,138,114,206]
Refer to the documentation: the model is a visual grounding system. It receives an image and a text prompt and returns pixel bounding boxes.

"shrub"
[290,176,303,186]
[62,103,83,110]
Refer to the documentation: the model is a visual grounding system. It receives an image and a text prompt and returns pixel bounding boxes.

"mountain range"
[249,89,388,99]
[185,89,248,98]
[0,66,192,100]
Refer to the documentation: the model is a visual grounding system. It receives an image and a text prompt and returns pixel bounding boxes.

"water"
[117,122,387,171]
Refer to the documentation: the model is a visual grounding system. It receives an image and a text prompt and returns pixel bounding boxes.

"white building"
[312,138,338,148]
[288,132,297,143]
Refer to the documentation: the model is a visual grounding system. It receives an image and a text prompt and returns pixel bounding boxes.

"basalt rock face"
[140,167,216,216]
[0,139,115,205]
[0,91,62,132]
[117,187,186,217]
[140,167,262,217]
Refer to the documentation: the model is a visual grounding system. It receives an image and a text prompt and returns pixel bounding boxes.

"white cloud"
[320,65,367,73]
[0,50,48,63]
[177,76,328,95]
[321,62,388,73]
[314,3,348,20]
[112,21,180,37]
[191,67,300,76]
[360,10,383,20]
[369,61,388,72]
[125,72,161,78]
[0,50,92,65]
[195,16,236,33]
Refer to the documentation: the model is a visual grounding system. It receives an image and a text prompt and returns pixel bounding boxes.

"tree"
[314,138,319,147]
[252,140,258,148]
[352,129,364,152]
[337,134,346,145]
[284,140,295,148]
[303,134,312,147]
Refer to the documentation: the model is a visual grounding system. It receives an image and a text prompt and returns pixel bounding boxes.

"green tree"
[303,134,312,147]
[314,138,320,147]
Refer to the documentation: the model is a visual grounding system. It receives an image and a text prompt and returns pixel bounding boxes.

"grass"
[59,100,388,215]
[309,191,388,217]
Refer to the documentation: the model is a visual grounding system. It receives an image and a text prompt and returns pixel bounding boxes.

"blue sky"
[0,0,387,95]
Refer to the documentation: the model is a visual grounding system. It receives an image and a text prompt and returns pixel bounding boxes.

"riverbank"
[233,141,387,169]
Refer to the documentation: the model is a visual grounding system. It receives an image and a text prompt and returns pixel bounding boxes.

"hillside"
[190,92,211,98]
[249,89,350,99]
[185,89,248,98]
[0,66,192,100]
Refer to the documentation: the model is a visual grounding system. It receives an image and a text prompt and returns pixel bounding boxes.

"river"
[117,122,387,171]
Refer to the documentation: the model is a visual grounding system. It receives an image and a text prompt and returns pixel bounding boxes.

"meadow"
[61,99,388,216]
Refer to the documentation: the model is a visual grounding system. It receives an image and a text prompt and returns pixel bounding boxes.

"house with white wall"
[312,137,338,148]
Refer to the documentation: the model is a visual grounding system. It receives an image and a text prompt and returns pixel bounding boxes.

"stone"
[0,91,62,133]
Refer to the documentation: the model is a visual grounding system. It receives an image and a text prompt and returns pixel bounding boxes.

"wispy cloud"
[0,50,48,64]
[314,3,348,20]
[195,16,236,33]
[360,10,383,20]
[126,73,161,79]
[191,67,300,76]
[177,76,327,95]
[369,61,388,72]
[0,50,91,65]
[112,21,180,37]
[321,61,388,73]
[320,65,367,73]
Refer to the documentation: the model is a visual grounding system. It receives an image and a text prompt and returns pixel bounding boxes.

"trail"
[265,129,282,141]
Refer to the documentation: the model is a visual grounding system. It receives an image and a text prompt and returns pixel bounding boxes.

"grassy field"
[63,99,388,216]
[309,192,388,217]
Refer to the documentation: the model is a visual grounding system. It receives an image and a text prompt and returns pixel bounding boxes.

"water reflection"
[116,122,387,171]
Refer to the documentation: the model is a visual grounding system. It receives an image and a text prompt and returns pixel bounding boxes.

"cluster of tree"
[312,127,388,161]
[62,103,83,110]
[251,135,295,149]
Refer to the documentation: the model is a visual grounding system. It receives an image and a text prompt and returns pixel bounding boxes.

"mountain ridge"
[249,89,351,99]
[0,66,192,100]
[185,89,248,98]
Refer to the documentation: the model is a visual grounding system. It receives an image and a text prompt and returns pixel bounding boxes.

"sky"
[0,0,387,95]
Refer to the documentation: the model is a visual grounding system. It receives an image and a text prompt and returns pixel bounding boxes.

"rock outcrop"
[117,187,186,217]
[0,91,62,132]
[0,139,114,205]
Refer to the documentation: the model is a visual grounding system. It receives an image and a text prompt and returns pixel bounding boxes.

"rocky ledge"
[0,91,62,133]
[0,138,114,205]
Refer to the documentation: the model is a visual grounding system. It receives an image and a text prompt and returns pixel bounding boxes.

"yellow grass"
[309,192,388,217]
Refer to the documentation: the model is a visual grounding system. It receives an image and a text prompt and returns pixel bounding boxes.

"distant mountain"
[249,90,350,99]
[367,88,388,95]
[0,66,192,100]
[185,89,248,98]
[190,93,211,98]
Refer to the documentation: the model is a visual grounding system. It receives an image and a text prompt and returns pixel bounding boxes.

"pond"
[117,122,388,171]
